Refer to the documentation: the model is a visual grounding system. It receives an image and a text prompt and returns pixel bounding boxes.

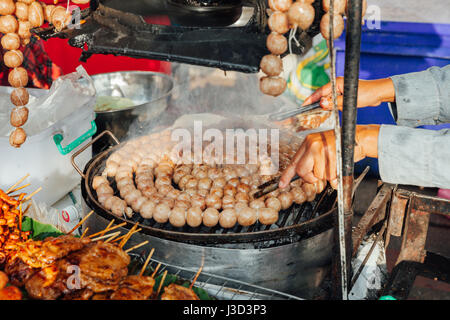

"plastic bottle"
[58,203,84,234]
[27,200,83,235]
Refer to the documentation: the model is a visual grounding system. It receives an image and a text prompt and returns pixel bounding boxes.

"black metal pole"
[332,0,363,299]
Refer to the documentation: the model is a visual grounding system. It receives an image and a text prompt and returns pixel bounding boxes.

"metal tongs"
[253,175,301,199]
[269,102,323,122]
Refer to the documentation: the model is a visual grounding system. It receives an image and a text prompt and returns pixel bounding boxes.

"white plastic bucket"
[0,86,96,205]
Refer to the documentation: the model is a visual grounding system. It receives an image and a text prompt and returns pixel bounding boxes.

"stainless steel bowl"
[90,71,174,153]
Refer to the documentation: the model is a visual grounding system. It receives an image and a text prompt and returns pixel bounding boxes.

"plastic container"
[0,85,96,205]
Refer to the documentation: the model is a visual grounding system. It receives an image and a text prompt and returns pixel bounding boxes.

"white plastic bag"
[0,66,96,137]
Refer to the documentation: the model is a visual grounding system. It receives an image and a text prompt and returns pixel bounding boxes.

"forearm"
[390,65,450,127]
[378,125,450,189]
[371,78,396,105]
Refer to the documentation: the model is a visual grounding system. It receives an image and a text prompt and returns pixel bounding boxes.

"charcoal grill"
[74,131,338,297]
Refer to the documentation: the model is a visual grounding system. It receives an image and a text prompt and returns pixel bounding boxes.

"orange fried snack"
[0,286,22,300]
[161,283,199,300]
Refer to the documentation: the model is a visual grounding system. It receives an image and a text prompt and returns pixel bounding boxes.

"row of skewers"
[1,219,202,300]
[0,175,202,300]
[0,174,41,265]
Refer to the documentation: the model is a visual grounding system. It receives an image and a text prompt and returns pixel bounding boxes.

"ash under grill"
[82,143,337,248]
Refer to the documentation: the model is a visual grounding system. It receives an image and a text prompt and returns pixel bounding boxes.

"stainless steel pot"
[90,71,174,153]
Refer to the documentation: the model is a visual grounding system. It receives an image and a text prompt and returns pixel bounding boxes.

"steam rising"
[118,63,310,174]
[123,63,300,142]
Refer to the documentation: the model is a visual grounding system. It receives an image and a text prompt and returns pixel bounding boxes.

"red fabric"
[43,38,172,76]
[40,0,90,9]
[41,1,171,75]
[0,36,62,89]
[0,2,170,88]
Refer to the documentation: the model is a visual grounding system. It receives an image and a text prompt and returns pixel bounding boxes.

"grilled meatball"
[278,192,294,210]
[202,208,220,227]
[265,197,282,212]
[153,203,171,223]
[249,199,266,210]
[237,207,257,227]
[169,207,187,228]
[140,200,156,219]
[92,176,108,190]
[191,194,206,211]
[258,208,279,225]
[186,207,203,228]
[205,194,222,210]
[290,187,307,204]
[302,183,316,202]
[219,208,237,229]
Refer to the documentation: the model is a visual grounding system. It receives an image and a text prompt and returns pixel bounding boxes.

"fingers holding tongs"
[252,175,301,199]
[268,102,324,122]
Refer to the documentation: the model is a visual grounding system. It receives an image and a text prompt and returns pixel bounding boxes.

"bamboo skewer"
[118,222,139,249]
[151,263,161,278]
[6,174,30,194]
[88,219,115,239]
[18,202,23,237]
[111,228,142,243]
[104,232,121,243]
[68,210,94,235]
[190,265,203,289]
[8,193,23,198]
[8,183,31,195]
[88,221,127,239]
[156,270,168,297]
[23,203,31,215]
[124,240,149,253]
[24,187,42,202]
[91,231,121,242]
[139,248,155,276]
[80,227,89,239]
[24,187,43,202]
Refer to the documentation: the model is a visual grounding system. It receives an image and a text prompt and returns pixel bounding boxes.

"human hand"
[279,125,380,189]
[302,77,395,111]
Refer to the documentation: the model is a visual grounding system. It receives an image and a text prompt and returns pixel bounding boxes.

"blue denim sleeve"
[378,125,450,188]
[389,65,450,127]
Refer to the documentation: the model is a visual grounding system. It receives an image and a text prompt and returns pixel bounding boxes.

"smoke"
[123,63,300,140]
[169,63,298,118]
[119,63,307,171]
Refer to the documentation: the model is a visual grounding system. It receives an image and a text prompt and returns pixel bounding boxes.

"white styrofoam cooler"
[0,86,95,206]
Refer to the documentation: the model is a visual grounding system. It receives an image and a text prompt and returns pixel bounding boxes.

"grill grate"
[83,142,337,246]
[119,183,335,235]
